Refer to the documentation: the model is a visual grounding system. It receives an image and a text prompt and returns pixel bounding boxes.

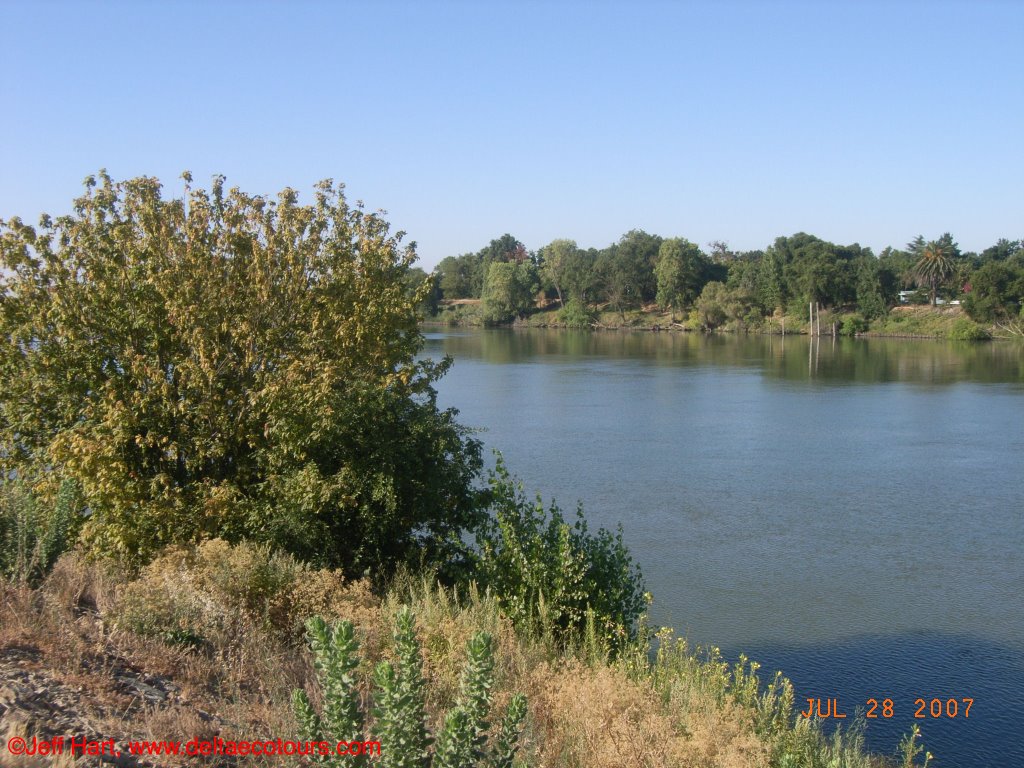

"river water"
[424,329,1024,768]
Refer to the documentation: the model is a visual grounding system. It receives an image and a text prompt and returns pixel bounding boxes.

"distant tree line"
[426,231,1024,330]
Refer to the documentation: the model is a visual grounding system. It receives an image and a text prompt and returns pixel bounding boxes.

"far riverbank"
[427,302,1010,341]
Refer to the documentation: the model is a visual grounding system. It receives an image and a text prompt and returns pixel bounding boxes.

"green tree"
[980,238,1022,263]
[538,238,578,307]
[561,246,598,303]
[614,229,662,303]
[915,240,955,306]
[436,254,478,299]
[778,234,857,311]
[405,267,440,315]
[481,261,537,324]
[962,261,1024,329]
[753,247,786,313]
[654,238,709,318]
[695,282,756,331]
[0,172,483,573]
[594,231,660,319]
[854,255,897,319]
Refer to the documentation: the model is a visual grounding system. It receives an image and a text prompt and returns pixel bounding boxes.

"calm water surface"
[425,329,1024,768]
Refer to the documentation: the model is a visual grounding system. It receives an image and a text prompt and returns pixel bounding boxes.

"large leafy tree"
[594,230,660,319]
[854,254,897,319]
[962,261,1024,330]
[654,238,709,318]
[561,246,598,304]
[614,229,662,303]
[538,238,578,307]
[436,253,478,299]
[481,261,537,323]
[980,238,1022,264]
[0,172,483,574]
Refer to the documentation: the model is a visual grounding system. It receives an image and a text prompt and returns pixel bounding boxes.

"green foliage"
[855,255,896,319]
[914,239,956,306]
[434,631,494,768]
[0,172,482,574]
[433,708,476,768]
[962,261,1024,324]
[442,230,1024,331]
[294,609,527,768]
[654,238,710,316]
[980,238,1022,263]
[490,693,527,768]
[558,297,595,328]
[435,235,528,302]
[594,230,662,317]
[473,457,645,647]
[481,261,538,324]
[839,315,868,336]
[0,479,81,585]
[294,617,368,766]
[437,254,480,300]
[947,317,991,341]
[407,267,441,316]
[375,606,433,767]
[538,238,579,307]
[695,282,757,331]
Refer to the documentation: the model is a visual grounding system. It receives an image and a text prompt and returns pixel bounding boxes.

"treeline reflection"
[424,329,1024,386]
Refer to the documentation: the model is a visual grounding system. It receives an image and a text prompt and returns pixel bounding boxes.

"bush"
[840,314,868,336]
[0,172,483,574]
[472,458,645,647]
[0,479,81,585]
[114,538,376,645]
[948,318,991,341]
[293,608,527,768]
[558,297,595,328]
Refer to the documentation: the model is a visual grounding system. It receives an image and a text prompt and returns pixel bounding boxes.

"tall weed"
[0,478,81,585]
[473,456,645,649]
[294,608,527,768]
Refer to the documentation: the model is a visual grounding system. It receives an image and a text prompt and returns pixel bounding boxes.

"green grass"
[866,306,989,339]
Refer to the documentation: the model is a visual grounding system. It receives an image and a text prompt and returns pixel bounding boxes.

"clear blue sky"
[2,0,1021,269]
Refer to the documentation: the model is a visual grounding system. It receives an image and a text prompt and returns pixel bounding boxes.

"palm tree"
[914,240,954,306]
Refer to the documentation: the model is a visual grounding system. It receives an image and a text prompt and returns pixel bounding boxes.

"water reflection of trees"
[432,329,1024,386]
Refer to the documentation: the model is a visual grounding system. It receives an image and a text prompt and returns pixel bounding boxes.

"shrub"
[0,172,484,575]
[293,608,527,768]
[558,297,595,328]
[114,538,374,645]
[947,318,991,341]
[0,479,81,585]
[473,457,645,647]
[840,314,868,336]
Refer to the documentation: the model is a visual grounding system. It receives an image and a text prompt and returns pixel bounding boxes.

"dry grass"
[523,659,767,768]
[2,546,885,768]
[0,549,379,767]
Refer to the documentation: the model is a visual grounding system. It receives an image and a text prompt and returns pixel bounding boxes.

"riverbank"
[0,548,913,768]
[428,302,1001,341]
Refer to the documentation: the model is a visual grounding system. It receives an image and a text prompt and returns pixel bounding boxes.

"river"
[425,329,1024,768]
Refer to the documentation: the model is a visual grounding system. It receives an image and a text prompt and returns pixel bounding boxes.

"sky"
[1,0,1021,270]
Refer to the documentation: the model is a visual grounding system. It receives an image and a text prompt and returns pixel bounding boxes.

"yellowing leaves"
[1,172,471,571]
